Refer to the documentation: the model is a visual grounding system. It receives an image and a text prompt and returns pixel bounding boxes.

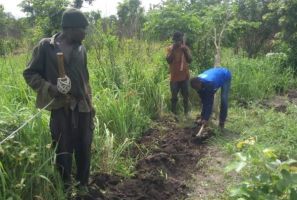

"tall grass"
[0,32,169,199]
[219,104,297,199]
[0,31,296,199]
[0,53,63,199]
[225,104,297,158]
[223,50,296,102]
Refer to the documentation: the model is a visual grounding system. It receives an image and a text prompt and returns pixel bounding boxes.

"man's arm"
[23,43,46,90]
[166,45,176,64]
[82,46,96,116]
[182,45,192,63]
[23,41,59,97]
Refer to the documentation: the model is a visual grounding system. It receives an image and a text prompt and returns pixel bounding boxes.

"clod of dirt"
[262,90,297,112]
[262,96,288,112]
[75,118,210,200]
[288,90,297,105]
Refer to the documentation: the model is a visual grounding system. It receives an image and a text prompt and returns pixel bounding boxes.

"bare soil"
[72,90,297,200]
[186,145,235,200]
[74,116,222,200]
[262,89,297,112]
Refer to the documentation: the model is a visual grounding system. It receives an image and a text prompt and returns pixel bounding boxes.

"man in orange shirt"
[166,31,192,117]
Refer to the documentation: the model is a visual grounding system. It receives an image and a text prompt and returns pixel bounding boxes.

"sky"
[0,0,162,18]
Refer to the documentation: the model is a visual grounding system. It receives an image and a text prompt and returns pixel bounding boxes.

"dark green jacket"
[23,33,92,112]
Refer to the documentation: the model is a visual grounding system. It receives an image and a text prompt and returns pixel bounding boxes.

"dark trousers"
[50,107,93,186]
[170,80,189,114]
[219,78,231,123]
[198,90,215,121]
[198,78,231,123]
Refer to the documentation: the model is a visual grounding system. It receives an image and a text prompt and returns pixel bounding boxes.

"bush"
[227,150,297,200]
[223,50,296,102]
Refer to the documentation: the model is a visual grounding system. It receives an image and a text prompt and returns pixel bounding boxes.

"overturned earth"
[74,117,215,200]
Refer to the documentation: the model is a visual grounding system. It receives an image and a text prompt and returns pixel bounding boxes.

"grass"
[224,51,295,102]
[208,102,297,199]
[0,33,297,199]
[225,103,297,158]
[0,35,169,199]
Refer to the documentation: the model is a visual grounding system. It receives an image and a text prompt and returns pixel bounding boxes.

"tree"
[84,10,101,25]
[117,0,145,38]
[0,5,7,37]
[72,0,95,9]
[226,0,274,57]
[144,0,199,40]
[19,0,69,37]
[200,2,234,65]
[0,6,26,55]
[144,0,215,67]
[265,0,297,70]
[101,15,118,34]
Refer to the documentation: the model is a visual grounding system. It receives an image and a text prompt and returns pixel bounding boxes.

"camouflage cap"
[61,8,89,28]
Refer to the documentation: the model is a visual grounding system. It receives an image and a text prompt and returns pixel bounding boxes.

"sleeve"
[83,47,94,108]
[166,45,174,64]
[84,47,89,82]
[166,46,172,54]
[184,46,192,63]
[23,40,51,93]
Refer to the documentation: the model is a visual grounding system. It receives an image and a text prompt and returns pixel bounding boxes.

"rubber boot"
[183,98,189,116]
[171,99,177,115]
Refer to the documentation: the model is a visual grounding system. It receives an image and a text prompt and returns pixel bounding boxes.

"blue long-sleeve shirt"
[196,67,231,121]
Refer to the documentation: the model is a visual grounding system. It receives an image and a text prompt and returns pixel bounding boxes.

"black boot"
[171,99,177,115]
[183,99,189,116]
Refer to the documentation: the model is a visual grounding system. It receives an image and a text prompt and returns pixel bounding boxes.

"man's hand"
[181,44,187,52]
[181,44,192,63]
[201,119,208,126]
[48,84,61,98]
[196,117,202,125]
[172,43,180,51]
[196,118,208,126]
[57,76,71,94]
[91,106,96,118]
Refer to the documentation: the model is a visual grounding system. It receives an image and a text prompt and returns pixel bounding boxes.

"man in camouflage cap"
[23,8,94,189]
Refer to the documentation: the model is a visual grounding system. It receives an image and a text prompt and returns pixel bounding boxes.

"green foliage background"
[1,0,297,199]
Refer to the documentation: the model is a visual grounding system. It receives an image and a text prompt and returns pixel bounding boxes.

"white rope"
[57,76,71,94]
[0,99,55,145]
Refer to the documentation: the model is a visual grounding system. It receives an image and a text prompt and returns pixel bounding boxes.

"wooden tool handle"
[180,35,186,71]
[57,52,66,78]
[180,54,184,71]
[196,124,205,137]
[180,38,186,71]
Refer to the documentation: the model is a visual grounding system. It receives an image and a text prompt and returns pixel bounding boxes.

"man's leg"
[180,80,189,115]
[199,90,215,122]
[219,79,231,128]
[170,81,180,115]
[74,112,93,186]
[50,108,73,185]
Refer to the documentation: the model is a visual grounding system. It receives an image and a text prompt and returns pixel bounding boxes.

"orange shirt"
[167,45,190,82]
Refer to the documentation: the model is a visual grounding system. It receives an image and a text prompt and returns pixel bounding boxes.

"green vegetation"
[0,39,167,199]
[219,103,297,199]
[1,0,297,199]
[225,51,294,102]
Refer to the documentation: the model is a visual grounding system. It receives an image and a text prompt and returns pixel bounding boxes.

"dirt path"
[263,89,297,112]
[186,145,234,200]
[72,90,297,200]
[76,117,232,200]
